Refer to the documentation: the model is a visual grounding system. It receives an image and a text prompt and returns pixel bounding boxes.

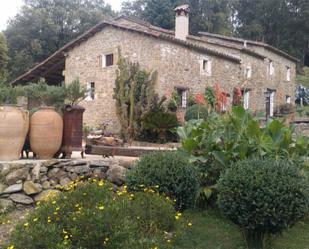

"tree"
[297,67,309,87]
[121,0,233,35]
[5,0,114,81]
[231,0,309,60]
[0,33,9,84]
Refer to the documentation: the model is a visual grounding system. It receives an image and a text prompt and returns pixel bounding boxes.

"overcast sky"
[0,0,124,31]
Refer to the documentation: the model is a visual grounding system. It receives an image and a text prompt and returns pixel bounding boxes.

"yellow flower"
[52,200,56,205]
[56,207,60,211]
[7,245,14,249]
[98,205,105,210]
[23,223,29,228]
[188,222,193,227]
[64,235,69,240]
[153,247,158,249]
[104,237,109,242]
[63,229,68,234]
[98,181,104,187]
[175,216,180,220]
[33,218,38,222]
[167,239,171,243]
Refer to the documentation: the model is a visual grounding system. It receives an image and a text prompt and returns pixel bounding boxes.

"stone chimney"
[175,4,190,41]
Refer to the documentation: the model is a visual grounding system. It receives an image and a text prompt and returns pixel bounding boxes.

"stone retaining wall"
[0,158,135,212]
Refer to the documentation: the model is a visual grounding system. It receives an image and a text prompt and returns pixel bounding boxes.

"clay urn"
[30,107,63,159]
[0,105,29,161]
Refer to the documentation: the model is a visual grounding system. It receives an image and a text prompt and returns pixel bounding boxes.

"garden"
[1,56,309,249]
[1,106,309,248]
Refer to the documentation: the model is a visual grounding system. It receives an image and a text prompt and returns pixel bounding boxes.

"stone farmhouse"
[12,5,299,131]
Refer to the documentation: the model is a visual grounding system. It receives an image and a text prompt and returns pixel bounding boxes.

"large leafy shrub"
[178,107,309,205]
[126,151,199,210]
[218,158,309,249]
[9,180,177,249]
[184,104,209,121]
[179,106,309,167]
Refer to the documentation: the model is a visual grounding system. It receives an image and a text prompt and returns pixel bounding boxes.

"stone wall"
[0,158,135,212]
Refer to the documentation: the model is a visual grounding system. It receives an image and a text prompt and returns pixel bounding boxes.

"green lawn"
[174,210,309,249]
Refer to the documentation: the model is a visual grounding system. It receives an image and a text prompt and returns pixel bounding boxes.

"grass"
[174,209,246,249]
[173,210,309,249]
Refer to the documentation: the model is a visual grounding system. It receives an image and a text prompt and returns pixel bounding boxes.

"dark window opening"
[105,54,114,67]
[90,82,95,100]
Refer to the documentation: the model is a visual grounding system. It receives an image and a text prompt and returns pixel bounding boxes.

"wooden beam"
[85,145,173,157]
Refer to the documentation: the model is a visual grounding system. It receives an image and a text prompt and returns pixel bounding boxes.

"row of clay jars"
[0,106,63,161]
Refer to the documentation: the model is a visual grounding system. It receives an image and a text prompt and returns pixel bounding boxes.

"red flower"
[195,93,206,105]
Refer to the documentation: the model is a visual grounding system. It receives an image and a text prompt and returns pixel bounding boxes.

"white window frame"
[181,90,187,108]
[200,58,212,76]
[85,82,95,101]
[269,61,275,76]
[245,65,252,79]
[102,53,114,68]
[243,90,250,110]
[286,66,291,81]
[270,91,275,117]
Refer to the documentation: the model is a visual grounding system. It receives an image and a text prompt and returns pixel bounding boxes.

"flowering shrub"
[9,179,181,249]
[126,151,199,210]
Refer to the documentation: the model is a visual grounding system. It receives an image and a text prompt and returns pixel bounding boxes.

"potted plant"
[61,79,86,158]
[24,79,65,159]
[0,85,29,161]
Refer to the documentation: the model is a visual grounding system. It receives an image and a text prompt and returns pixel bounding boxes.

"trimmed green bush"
[184,104,209,121]
[126,151,199,210]
[9,180,177,249]
[218,158,309,249]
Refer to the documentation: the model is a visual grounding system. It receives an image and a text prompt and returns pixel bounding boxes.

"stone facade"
[63,17,297,131]
[0,158,135,211]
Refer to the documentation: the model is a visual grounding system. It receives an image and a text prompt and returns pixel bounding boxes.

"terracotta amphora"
[0,105,29,161]
[30,107,63,159]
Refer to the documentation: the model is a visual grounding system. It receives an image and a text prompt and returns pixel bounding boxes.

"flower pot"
[30,107,63,159]
[0,105,29,161]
